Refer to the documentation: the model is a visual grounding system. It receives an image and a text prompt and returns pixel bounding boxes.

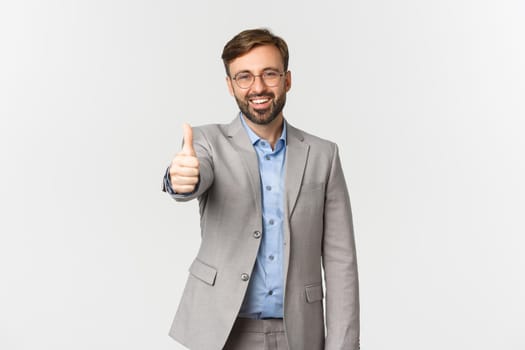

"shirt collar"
[239,113,287,146]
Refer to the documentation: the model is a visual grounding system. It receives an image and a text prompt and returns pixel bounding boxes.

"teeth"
[252,98,269,104]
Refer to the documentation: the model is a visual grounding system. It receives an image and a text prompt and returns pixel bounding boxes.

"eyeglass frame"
[230,69,288,89]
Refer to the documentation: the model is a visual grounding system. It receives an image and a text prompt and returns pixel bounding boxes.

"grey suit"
[163,116,359,350]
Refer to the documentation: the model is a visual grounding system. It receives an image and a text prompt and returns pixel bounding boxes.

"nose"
[250,75,266,93]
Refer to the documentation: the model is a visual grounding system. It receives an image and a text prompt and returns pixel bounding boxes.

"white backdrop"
[1,1,524,349]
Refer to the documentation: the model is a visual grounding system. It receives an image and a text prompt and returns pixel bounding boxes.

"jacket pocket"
[300,182,325,192]
[189,258,217,286]
[305,283,324,303]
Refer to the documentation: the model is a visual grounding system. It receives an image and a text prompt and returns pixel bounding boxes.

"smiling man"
[226,44,288,127]
[163,28,359,350]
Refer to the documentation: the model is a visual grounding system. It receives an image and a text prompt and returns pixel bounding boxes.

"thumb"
[182,123,195,155]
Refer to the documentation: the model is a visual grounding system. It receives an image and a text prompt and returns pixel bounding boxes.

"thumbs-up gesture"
[169,123,200,194]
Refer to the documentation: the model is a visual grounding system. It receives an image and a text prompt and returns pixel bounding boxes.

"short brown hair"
[221,28,289,76]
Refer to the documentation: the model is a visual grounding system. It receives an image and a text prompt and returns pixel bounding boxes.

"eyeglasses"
[231,69,286,89]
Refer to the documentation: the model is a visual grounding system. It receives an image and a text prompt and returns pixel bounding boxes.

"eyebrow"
[233,67,282,75]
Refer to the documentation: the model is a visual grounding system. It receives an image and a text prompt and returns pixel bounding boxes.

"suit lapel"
[284,122,310,218]
[225,117,310,218]
[226,117,262,213]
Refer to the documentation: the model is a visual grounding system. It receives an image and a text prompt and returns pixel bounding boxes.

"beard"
[235,91,286,125]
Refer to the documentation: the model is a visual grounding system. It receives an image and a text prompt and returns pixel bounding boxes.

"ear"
[285,70,292,92]
[226,76,235,96]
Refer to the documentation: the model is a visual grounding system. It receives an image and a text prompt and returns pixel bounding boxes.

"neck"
[243,114,284,149]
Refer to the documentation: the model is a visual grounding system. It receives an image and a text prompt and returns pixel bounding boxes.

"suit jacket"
[163,116,359,350]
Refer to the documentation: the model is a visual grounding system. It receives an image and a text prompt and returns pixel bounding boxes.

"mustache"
[246,93,275,99]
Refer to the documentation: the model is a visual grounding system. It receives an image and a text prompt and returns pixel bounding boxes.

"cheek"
[274,86,287,99]
[234,90,249,101]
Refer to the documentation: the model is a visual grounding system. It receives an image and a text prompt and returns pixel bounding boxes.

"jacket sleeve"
[322,143,360,350]
[161,126,214,202]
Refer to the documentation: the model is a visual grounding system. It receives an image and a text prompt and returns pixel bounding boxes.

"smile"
[250,98,271,104]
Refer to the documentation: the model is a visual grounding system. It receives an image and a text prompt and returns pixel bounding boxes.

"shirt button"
[266,185,272,191]
[261,141,266,146]
[240,273,250,281]
[269,219,274,225]
[268,290,274,295]
[253,230,261,239]
[265,155,271,160]
[268,255,274,261]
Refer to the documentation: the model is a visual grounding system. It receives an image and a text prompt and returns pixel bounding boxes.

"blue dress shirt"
[237,115,287,319]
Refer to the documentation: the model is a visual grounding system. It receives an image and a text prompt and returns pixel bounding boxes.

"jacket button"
[240,273,250,281]
[253,230,261,239]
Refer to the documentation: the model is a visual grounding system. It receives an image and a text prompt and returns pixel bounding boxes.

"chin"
[237,97,285,126]
[249,112,277,125]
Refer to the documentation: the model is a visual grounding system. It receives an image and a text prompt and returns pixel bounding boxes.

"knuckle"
[170,166,181,176]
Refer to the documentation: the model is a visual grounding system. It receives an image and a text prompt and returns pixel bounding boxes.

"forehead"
[228,45,284,75]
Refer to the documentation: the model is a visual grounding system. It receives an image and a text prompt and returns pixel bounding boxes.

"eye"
[263,70,280,78]
[235,72,252,81]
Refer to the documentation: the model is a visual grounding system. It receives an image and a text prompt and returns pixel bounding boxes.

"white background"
[1,1,524,349]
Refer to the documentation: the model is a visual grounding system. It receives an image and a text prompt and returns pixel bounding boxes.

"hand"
[169,123,200,194]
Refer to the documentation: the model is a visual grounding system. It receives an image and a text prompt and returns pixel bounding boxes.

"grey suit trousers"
[223,318,289,350]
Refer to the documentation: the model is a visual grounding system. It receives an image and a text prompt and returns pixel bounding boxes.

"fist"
[169,123,200,194]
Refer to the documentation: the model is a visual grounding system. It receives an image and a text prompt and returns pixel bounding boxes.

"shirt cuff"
[163,166,177,195]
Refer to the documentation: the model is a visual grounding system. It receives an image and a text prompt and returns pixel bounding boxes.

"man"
[163,28,359,350]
